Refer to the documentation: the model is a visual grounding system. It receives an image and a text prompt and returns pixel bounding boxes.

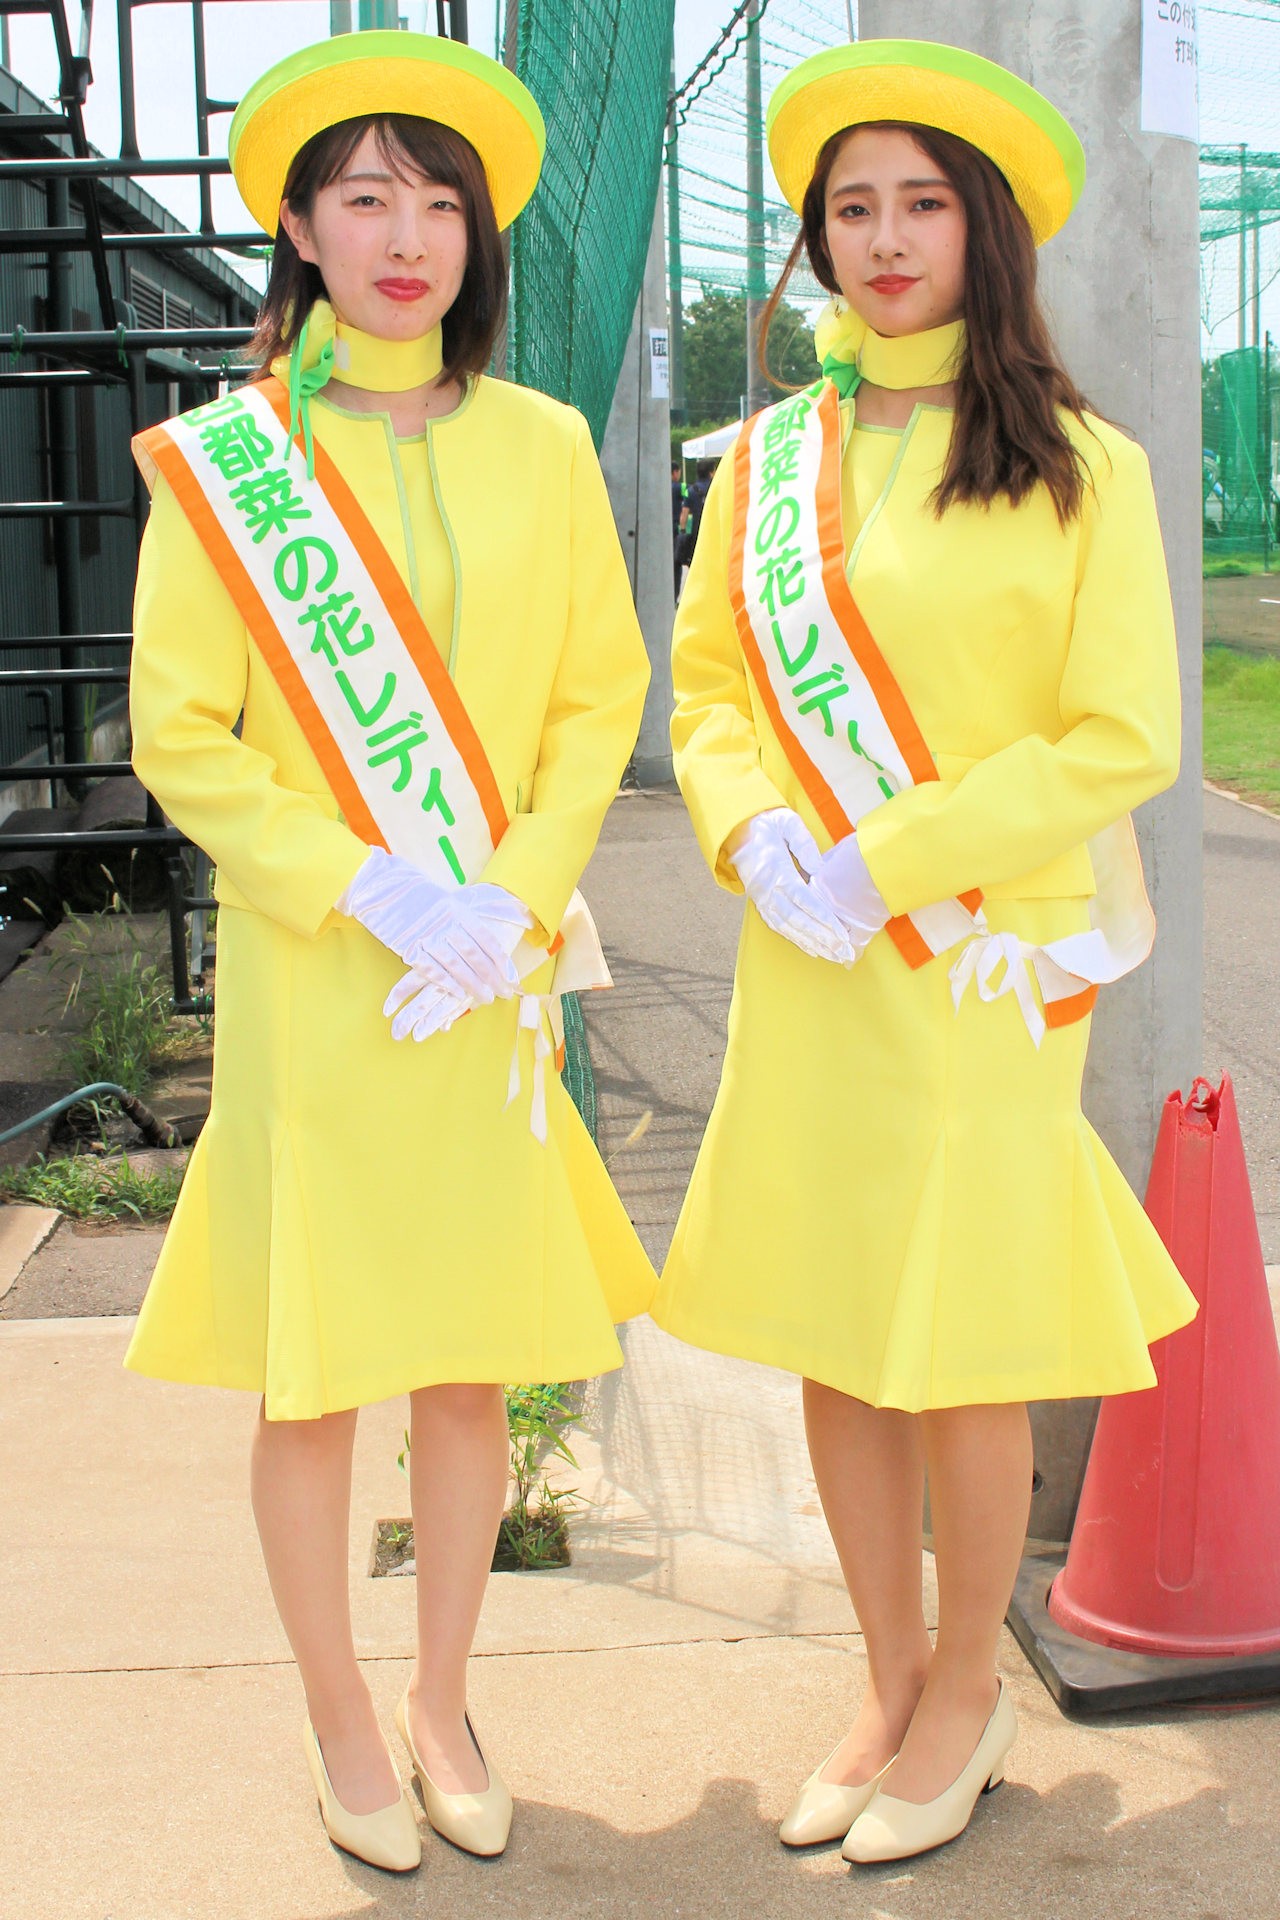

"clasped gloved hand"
[818,832,891,960]
[337,847,534,1012]
[727,808,857,966]
[382,879,535,1043]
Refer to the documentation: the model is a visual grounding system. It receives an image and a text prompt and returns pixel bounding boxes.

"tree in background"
[681,289,819,424]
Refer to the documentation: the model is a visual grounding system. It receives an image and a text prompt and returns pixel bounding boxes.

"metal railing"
[0,0,471,1013]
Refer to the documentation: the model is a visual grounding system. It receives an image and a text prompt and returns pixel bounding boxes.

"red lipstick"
[867,275,920,295]
[376,278,430,302]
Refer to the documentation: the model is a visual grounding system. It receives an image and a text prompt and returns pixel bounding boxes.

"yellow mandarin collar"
[814,296,965,397]
[271,299,446,477]
[271,298,444,394]
[331,317,444,392]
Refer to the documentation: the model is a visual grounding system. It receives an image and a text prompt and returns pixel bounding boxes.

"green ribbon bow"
[821,351,863,402]
[286,310,335,480]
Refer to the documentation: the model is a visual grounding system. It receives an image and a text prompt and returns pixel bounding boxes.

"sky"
[2,1,1277,346]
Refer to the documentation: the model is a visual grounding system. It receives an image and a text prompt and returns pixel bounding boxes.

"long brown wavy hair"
[760,121,1093,522]
[248,114,508,386]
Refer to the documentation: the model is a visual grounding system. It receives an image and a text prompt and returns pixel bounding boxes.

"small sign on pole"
[649,328,670,399]
[1140,0,1199,142]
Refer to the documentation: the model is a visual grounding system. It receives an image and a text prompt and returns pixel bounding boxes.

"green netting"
[508,0,676,448]
[558,989,598,1142]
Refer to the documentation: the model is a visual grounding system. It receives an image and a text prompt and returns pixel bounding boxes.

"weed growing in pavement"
[54,912,210,1101]
[389,1383,582,1573]
[0,1152,183,1222]
[494,1382,581,1571]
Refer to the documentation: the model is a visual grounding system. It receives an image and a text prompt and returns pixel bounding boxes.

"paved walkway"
[1,787,1278,1919]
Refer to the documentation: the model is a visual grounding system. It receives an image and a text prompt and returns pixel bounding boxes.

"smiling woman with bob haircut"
[651,38,1197,1865]
[123,30,654,1875]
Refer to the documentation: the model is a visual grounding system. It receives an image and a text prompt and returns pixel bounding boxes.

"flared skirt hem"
[122,1321,632,1421]
[648,1296,1198,1412]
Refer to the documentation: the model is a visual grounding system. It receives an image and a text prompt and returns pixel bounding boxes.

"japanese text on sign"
[1141,0,1199,141]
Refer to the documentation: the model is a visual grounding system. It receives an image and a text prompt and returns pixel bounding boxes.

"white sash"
[732,382,1156,1042]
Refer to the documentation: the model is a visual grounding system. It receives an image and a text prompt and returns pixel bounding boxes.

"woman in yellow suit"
[652,42,1197,1863]
[125,32,653,1873]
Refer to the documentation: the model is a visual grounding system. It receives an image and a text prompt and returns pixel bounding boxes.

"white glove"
[377,876,535,1044]
[818,833,891,960]
[383,970,469,1043]
[337,848,533,1003]
[727,808,857,966]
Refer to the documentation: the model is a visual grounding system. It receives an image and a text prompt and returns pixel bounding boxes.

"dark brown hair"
[760,121,1092,522]
[248,114,507,385]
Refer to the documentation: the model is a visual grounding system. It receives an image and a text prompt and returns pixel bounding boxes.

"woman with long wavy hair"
[651,40,1196,1864]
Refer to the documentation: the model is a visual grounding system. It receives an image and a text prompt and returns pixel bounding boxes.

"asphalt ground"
[1203,575,1280,656]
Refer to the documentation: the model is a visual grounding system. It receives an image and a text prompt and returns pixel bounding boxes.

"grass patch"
[1203,552,1277,579]
[0,1152,183,1222]
[1203,644,1280,808]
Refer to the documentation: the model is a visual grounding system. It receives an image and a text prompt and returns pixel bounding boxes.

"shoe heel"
[982,1769,1004,1794]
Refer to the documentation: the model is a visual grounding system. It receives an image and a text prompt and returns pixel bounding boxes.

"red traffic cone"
[1048,1074,1280,1657]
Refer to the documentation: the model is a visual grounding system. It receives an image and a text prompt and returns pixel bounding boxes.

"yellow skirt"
[125,906,656,1419]
[652,897,1197,1410]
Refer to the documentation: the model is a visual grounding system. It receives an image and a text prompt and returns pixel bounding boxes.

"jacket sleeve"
[129,475,369,938]
[479,414,650,940]
[669,451,789,891]
[857,432,1183,916]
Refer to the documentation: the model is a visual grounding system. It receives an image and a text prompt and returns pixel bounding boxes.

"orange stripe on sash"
[1044,984,1097,1029]
[256,378,509,851]
[812,384,939,792]
[730,391,983,971]
[138,421,385,851]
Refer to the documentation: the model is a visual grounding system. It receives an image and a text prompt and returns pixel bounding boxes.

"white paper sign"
[1141,0,1199,142]
[649,327,670,399]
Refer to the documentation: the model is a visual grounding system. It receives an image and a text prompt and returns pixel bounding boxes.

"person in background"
[675,458,716,598]
[672,458,689,595]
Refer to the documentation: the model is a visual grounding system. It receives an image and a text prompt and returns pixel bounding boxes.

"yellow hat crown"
[766,38,1084,248]
[228,31,545,236]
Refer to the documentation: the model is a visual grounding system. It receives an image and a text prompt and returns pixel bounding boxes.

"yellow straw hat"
[767,39,1084,247]
[228,30,545,235]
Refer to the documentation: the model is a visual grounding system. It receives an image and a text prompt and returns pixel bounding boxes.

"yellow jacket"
[672,405,1181,913]
[132,375,649,946]
[124,374,656,1420]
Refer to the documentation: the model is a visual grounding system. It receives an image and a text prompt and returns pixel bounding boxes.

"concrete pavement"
[1,784,1279,1918]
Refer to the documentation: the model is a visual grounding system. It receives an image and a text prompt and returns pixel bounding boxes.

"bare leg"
[250,1403,400,1815]
[883,1400,1032,1803]
[405,1382,510,1794]
[802,1381,934,1785]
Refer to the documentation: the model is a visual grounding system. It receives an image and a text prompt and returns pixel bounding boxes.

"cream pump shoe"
[396,1688,514,1857]
[841,1680,1017,1864]
[779,1746,896,1848]
[301,1719,422,1872]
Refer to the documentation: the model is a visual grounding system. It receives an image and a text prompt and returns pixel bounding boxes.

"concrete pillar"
[600,191,676,786]
[858,2,1203,1539]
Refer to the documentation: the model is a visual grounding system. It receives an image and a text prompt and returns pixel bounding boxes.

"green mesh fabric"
[508,0,676,448]
[558,990,598,1142]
